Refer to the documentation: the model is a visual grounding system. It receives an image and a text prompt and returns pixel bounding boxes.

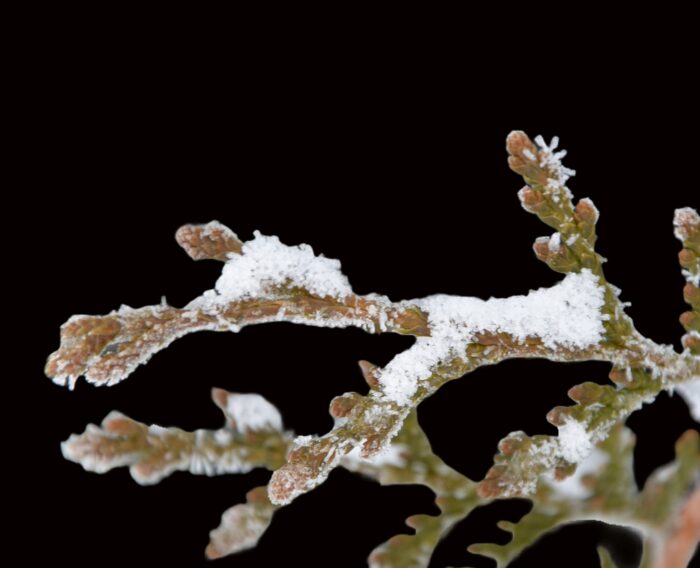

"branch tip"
[175,220,243,261]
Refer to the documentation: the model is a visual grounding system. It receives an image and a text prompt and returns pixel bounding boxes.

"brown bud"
[533,237,551,262]
[358,360,380,388]
[679,248,697,269]
[175,221,243,262]
[477,471,508,498]
[682,333,700,353]
[574,198,599,240]
[482,463,507,481]
[609,368,631,386]
[680,310,699,332]
[497,434,525,456]
[211,387,229,409]
[568,382,603,405]
[574,198,599,224]
[684,283,700,307]
[533,236,580,273]
[546,406,568,426]
[329,394,359,418]
[519,186,547,214]
[434,496,450,508]
[103,413,141,435]
[506,130,537,158]
[553,463,576,481]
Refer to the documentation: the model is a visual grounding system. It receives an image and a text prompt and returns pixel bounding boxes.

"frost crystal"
[215,231,353,301]
[534,134,576,198]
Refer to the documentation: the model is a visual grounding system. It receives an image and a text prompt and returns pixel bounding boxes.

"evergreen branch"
[47,131,700,566]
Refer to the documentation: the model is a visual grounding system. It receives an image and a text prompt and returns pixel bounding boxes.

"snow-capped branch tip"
[674,207,700,245]
[211,388,284,433]
[61,389,291,485]
[508,132,607,283]
[46,221,435,389]
[506,130,575,197]
[45,304,220,389]
[175,220,243,261]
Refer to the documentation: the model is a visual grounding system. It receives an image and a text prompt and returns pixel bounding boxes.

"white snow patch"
[522,148,537,161]
[214,429,233,445]
[226,393,283,432]
[548,232,562,252]
[214,231,352,301]
[376,270,606,405]
[682,269,700,287]
[653,462,680,484]
[677,377,700,422]
[291,435,316,448]
[558,419,593,463]
[342,443,406,469]
[147,424,170,436]
[566,234,579,247]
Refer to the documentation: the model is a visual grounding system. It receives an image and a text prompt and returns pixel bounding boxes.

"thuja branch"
[47,132,699,566]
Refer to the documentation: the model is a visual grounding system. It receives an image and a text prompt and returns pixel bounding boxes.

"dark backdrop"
[16,31,699,568]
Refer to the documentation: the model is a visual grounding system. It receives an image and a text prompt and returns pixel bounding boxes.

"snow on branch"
[48,131,700,566]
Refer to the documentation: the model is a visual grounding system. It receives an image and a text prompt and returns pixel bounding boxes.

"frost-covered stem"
[45,294,428,388]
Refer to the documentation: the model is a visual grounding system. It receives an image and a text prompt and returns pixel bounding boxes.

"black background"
[14,23,699,568]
